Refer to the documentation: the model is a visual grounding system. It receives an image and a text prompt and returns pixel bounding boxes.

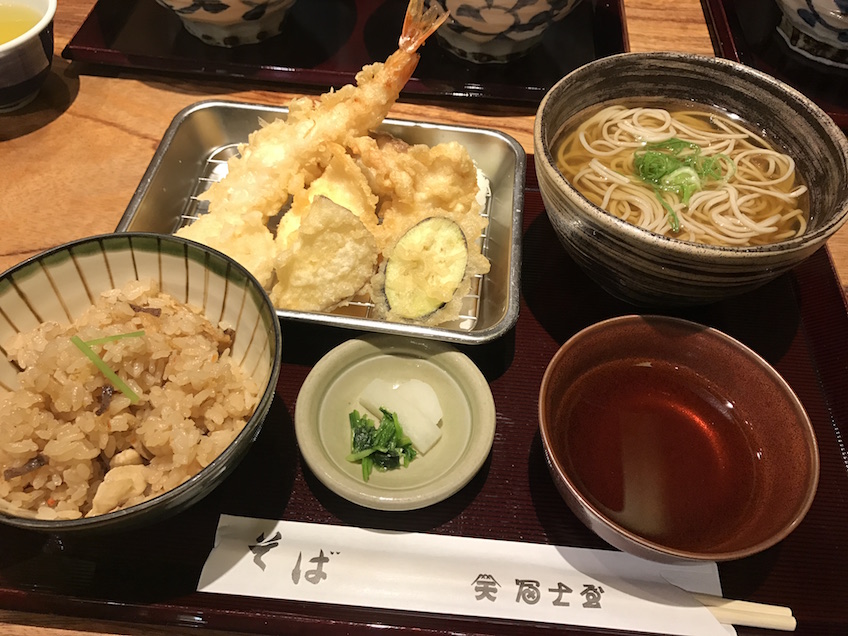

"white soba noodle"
[555,104,809,246]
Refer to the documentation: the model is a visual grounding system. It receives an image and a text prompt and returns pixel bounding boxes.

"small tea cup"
[0,0,56,113]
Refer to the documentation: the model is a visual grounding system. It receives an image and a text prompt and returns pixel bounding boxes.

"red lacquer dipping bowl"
[538,315,819,562]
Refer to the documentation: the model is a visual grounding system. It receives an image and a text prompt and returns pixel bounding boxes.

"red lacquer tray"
[701,0,848,130]
[1,159,848,635]
[60,0,628,105]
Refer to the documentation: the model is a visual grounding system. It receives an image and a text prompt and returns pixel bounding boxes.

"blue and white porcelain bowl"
[0,233,282,533]
[429,0,582,63]
[0,0,55,112]
[154,0,297,47]
[775,0,848,67]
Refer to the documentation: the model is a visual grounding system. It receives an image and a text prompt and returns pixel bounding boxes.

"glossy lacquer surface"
[60,0,627,104]
[702,0,848,130]
[0,160,847,634]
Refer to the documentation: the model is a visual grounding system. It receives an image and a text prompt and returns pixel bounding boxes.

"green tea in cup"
[0,0,55,112]
[0,2,42,45]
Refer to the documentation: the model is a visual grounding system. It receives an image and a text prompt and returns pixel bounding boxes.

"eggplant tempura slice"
[381,217,469,320]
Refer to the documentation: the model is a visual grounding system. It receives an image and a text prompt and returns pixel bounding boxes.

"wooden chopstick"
[693,593,796,631]
[693,593,793,616]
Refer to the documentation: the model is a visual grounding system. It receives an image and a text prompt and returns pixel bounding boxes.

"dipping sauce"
[559,358,758,552]
[0,3,41,44]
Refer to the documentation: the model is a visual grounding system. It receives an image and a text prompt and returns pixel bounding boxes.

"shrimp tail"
[399,0,448,53]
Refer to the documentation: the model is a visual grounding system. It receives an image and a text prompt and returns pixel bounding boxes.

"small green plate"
[294,335,496,511]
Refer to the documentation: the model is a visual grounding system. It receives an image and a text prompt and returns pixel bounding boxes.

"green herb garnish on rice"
[82,330,145,346]
[70,333,142,404]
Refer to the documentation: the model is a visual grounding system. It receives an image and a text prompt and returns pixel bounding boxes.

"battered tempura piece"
[275,143,379,251]
[271,196,378,312]
[347,131,490,325]
[381,217,469,320]
[371,210,490,326]
[176,0,447,284]
[176,211,276,288]
[348,134,487,253]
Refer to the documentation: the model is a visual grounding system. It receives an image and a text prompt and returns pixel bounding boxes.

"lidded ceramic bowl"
[534,52,848,307]
[154,0,297,47]
[429,0,583,63]
[775,0,848,67]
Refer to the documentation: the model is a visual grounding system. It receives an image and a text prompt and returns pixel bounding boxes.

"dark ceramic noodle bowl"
[534,52,848,307]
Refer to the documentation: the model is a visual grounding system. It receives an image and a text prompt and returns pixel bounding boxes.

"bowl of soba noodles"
[534,51,848,306]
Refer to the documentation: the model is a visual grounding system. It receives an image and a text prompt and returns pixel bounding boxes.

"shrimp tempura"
[176,0,447,286]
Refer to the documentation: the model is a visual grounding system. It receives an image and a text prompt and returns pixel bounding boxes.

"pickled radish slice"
[359,378,443,454]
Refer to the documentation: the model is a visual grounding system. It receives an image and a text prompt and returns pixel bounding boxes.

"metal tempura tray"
[117,100,525,345]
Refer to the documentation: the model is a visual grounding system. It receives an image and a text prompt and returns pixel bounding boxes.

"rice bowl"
[1,280,259,520]
[0,233,282,532]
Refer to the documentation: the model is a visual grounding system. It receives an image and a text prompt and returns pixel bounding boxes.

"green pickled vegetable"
[633,137,735,233]
[346,408,417,482]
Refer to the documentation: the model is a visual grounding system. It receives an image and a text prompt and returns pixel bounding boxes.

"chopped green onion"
[641,138,702,155]
[83,330,145,346]
[70,335,141,404]
[662,166,702,204]
[633,137,736,233]
[653,188,682,233]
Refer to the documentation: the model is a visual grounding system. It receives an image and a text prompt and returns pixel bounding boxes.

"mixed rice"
[0,280,259,520]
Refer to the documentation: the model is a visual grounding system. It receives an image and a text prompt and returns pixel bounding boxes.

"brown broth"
[553,100,810,247]
[560,358,759,551]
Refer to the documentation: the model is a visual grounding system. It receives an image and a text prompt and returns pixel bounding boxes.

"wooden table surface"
[0,1,845,634]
